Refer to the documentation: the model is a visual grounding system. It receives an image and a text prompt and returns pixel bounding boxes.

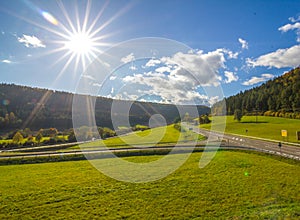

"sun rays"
[50,0,112,72]
[6,0,130,75]
[5,0,131,128]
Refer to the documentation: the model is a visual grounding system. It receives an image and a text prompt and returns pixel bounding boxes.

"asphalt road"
[186,124,300,161]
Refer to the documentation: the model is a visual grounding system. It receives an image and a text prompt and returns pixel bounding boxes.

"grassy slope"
[81,125,205,149]
[0,151,299,219]
[201,116,300,143]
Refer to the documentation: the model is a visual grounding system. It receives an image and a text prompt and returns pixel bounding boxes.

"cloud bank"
[117,49,230,105]
[246,45,300,68]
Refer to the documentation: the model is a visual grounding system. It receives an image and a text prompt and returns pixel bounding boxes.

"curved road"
[190,125,300,161]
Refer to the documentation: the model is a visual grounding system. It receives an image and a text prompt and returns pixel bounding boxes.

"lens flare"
[2,99,10,106]
[42,11,58,25]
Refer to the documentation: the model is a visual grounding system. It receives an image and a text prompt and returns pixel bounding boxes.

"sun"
[8,0,130,128]
[12,0,130,75]
[64,31,94,56]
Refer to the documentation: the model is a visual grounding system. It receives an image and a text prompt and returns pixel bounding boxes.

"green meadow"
[201,116,300,143]
[80,125,205,149]
[0,151,299,219]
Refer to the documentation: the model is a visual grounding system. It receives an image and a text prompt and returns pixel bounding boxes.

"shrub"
[12,131,23,145]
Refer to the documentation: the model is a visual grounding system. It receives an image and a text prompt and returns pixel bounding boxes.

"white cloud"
[238,38,248,49]
[216,48,239,59]
[129,65,137,70]
[123,73,212,104]
[1,59,12,64]
[109,76,117,80]
[145,59,161,67]
[242,73,274,86]
[162,49,226,87]
[155,66,171,73]
[279,18,300,42]
[17,34,46,48]
[289,16,300,23]
[262,73,274,78]
[226,50,239,59]
[208,96,220,106]
[247,44,300,68]
[278,22,300,32]
[224,71,238,83]
[120,49,228,105]
[120,53,135,63]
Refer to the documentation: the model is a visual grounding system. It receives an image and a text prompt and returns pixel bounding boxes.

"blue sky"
[0,0,300,105]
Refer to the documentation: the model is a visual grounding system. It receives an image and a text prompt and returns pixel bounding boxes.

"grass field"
[80,125,205,149]
[201,116,300,143]
[0,151,299,219]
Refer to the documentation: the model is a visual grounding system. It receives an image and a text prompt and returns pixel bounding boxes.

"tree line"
[0,126,117,149]
[0,83,209,134]
[212,67,300,119]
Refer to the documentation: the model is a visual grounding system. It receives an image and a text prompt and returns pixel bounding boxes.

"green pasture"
[80,125,205,149]
[201,116,300,143]
[0,151,299,219]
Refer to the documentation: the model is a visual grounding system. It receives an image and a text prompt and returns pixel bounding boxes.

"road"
[0,144,259,160]
[186,124,300,161]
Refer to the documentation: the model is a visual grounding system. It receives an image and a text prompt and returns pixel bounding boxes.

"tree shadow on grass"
[241,121,268,124]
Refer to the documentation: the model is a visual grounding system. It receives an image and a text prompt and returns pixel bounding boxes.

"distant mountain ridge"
[212,67,300,118]
[0,84,210,132]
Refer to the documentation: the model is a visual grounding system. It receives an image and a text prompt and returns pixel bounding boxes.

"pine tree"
[12,131,23,145]
[234,109,242,122]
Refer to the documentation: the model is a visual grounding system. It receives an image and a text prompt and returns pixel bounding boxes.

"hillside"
[0,84,209,132]
[212,67,300,118]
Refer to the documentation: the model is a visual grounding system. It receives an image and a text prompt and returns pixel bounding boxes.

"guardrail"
[1,142,299,166]
[199,127,300,147]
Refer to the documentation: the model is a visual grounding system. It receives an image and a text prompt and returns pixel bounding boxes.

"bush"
[132,124,150,132]
[39,128,58,137]
[23,140,35,147]
[12,131,23,145]
[67,131,77,142]
[234,109,243,122]
[3,142,19,149]
[173,123,181,131]
[264,111,273,116]
[199,115,211,124]
[173,123,186,132]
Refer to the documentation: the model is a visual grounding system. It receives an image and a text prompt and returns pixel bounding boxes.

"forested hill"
[212,67,300,118]
[0,84,209,132]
